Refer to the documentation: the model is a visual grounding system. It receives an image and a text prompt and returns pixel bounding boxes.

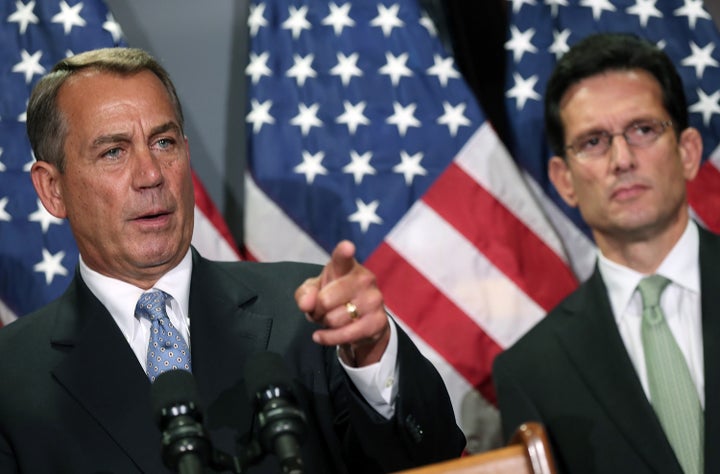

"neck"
[594,212,689,274]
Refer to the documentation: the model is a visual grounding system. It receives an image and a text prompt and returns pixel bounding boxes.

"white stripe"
[456,124,569,263]
[244,173,330,264]
[386,200,544,348]
[192,207,241,261]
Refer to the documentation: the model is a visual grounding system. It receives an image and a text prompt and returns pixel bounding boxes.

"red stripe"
[366,242,501,404]
[191,171,241,257]
[688,161,720,233]
[422,163,578,311]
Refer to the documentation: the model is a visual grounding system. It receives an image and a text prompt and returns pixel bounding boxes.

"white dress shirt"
[78,249,399,418]
[597,220,705,407]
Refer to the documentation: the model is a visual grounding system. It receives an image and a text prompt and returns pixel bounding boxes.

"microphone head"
[150,369,200,427]
[244,352,294,404]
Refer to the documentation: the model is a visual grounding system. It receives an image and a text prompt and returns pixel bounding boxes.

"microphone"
[151,370,210,474]
[244,352,307,474]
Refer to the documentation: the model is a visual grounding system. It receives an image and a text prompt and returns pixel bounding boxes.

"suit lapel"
[50,276,165,473]
[699,228,720,473]
[187,251,273,454]
[553,269,681,473]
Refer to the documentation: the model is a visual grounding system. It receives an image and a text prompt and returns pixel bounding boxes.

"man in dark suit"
[493,33,713,474]
[0,47,464,473]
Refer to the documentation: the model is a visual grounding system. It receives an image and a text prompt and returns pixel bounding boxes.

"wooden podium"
[394,422,557,474]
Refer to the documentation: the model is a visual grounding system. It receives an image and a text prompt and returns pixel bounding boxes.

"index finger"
[328,240,357,281]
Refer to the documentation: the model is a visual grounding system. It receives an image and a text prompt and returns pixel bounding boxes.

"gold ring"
[345,302,359,320]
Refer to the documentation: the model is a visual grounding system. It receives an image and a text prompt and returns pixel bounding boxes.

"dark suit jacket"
[0,249,464,473]
[493,226,720,474]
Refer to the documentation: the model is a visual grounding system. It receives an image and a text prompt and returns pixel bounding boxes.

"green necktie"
[638,275,703,474]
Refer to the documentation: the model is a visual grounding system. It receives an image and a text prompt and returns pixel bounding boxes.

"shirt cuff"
[338,314,399,419]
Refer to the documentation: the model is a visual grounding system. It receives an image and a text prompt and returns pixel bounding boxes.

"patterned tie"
[638,275,703,474]
[135,290,191,382]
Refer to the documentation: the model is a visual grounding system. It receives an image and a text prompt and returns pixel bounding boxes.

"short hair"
[544,33,688,159]
[26,47,184,172]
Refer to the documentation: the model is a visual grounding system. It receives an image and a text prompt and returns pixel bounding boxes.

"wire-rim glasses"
[565,119,673,160]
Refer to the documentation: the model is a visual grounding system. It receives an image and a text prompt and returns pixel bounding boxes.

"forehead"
[559,69,666,132]
[57,69,178,128]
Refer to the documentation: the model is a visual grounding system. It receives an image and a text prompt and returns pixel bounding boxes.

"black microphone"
[151,370,210,474]
[244,352,307,474]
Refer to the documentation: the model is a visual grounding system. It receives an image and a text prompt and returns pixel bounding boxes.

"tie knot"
[637,274,670,309]
[135,290,170,322]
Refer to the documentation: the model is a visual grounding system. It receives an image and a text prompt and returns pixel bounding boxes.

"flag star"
[28,199,63,233]
[24,153,35,172]
[0,148,5,172]
[505,25,538,63]
[322,2,355,36]
[286,54,317,87]
[348,199,383,233]
[689,88,720,126]
[549,29,571,59]
[293,150,327,184]
[419,12,437,36]
[674,0,711,29]
[102,12,123,43]
[330,52,363,86]
[12,49,46,84]
[336,101,370,134]
[379,52,413,86]
[248,2,268,37]
[246,99,275,133]
[626,0,663,27]
[437,102,471,137]
[386,102,421,136]
[507,72,541,110]
[426,54,460,87]
[282,5,311,40]
[681,42,718,79]
[245,51,272,84]
[34,248,69,285]
[393,151,427,185]
[0,197,10,222]
[546,0,569,17]
[290,103,323,136]
[370,4,404,37]
[51,0,86,35]
[580,0,617,20]
[342,151,376,184]
[509,0,537,14]
[8,0,39,34]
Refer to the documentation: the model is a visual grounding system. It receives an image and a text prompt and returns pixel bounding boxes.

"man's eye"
[103,147,122,159]
[578,135,603,150]
[156,138,175,149]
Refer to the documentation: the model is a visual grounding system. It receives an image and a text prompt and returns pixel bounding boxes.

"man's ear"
[678,127,702,182]
[548,155,579,208]
[30,161,67,218]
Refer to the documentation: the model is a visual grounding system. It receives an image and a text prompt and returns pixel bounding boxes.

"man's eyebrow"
[149,121,182,137]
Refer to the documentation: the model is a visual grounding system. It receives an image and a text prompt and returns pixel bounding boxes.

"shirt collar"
[79,249,193,335]
[598,220,699,321]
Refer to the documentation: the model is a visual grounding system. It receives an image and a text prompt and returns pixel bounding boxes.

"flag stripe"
[688,161,720,234]
[383,199,544,348]
[423,162,577,311]
[365,242,501,403]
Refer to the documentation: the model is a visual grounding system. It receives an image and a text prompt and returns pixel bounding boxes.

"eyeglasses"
[564,119,673,160]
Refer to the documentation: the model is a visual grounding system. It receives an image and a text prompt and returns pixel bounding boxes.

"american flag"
[0,0,239,326]
[243,0,580,427]
[505,0,720,275]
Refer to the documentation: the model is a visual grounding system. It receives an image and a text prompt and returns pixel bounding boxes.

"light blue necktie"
[638,275,703,474]
[135,290,191,382]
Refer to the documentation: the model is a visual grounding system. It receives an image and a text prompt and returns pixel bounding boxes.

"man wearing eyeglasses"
[493,33,713,474]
